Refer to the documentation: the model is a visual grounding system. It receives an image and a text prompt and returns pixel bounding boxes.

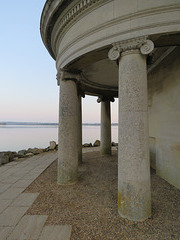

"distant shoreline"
[0,122,118,126]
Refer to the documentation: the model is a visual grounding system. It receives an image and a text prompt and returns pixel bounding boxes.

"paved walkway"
[0,147,115,240]
[0,151,72,240]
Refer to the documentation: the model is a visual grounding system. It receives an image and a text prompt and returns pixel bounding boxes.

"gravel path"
[25,151,180,240]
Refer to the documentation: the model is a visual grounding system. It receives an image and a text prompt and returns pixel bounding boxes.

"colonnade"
[57,36,154,221]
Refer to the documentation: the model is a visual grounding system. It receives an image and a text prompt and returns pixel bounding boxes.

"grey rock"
[0,152,15,164]
[44,148,49,152]
[49,141,56,150]
[25,153,34,157]
[18,150,26,155]
[14,154,27,159]
[93,140,100,147]
[83,143,92,147]
[26,148,43,155]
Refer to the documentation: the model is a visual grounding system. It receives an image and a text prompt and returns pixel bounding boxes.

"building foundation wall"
[148,47,180,190]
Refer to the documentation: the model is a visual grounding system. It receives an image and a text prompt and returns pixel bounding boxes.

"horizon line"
[0,121,118,125]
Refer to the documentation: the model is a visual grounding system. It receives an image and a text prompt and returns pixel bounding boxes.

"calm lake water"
[0,125,118,152]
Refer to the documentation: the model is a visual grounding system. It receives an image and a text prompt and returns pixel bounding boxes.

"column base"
[118,182,151,222]
[100,148,112,156]
[118,210,151,222]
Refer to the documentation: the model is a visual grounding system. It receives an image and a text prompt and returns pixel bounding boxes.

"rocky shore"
[0,140,118,166]
[0,141,58,166]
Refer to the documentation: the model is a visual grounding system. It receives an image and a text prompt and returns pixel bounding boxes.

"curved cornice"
[40,0,72,59]
[40,0,108,60]
[52,0,110,51]
[41,0,180,63]
[57,19,180,69]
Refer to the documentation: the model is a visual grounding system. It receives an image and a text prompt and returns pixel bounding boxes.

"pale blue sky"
[0,0,118,123]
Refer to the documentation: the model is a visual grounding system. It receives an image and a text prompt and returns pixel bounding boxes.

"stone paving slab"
[0,206,29,227]
[0,183,11,194]
[0,176,21,184]
[39,225,72,240]
[0,166,13,173]
[10,193,39,207]
[7,215,48,240]
[0,227,14,240]
[5,162,19,167]
[0,200,12,214]
[0,168,18,176]
[21,173,43,181]
[11,179,33,189]
[0,151,72,239]
[0,187,24,200]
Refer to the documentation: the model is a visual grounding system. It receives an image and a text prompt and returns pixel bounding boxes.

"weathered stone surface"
[26,148,43,155]
[0,206,29,226]
[100,100,112,155]
[0,153,9,165]
[18,150,26,155]
[148,51,180,190]
[78,96,82,163]
[35,148,44,154]
[39,225,72,240]
[0,188,24,200]
[49,141,56,150]
[0,200,12,214]
[93,140,100,147]
[14,154,27,159]
[0,152,15,165]
[83,143,92,147]
[44,147,49,152]
[58,79,79,185]
[0,227,14,240]
[118,49,151,221]
[11,193,39,207]
[0,183,11,194]
[25,153,34,157]
[7,215,48,240]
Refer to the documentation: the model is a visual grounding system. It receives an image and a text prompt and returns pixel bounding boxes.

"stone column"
[97,97,114,155]
[56,70,80,185]
[77,94,82,163]
[108,36,154,221]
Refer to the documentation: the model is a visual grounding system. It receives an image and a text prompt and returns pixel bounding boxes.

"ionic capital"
[108,36,154,61]
[56,69,81,86]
